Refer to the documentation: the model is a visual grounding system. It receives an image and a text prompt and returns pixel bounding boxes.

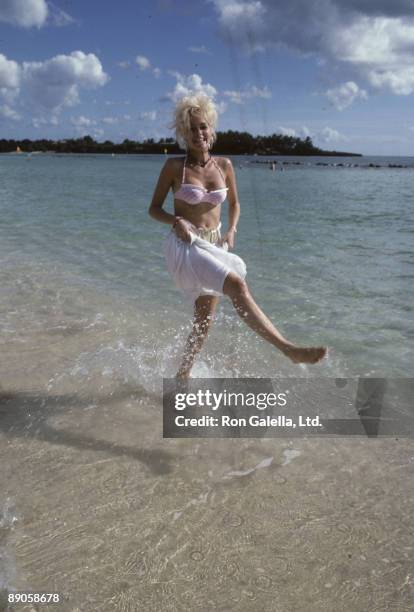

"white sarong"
[164,228,247,303]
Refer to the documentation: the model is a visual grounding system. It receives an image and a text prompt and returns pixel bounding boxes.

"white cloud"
[0,104,21,120]
[136,55,151,71]
[0,88,19,104]
[332,16,414,95]
[93,128,104,139]
[138,111,157,121]
[167,70,181,79]
[188,45,210,54]
[70,115,102,137]
[212,0,414,96]
[278,126,297,137]
[32,115,59,128]
[0,54,21,90]
[166,73,217,102]
[369,66,414,94]
[135,55,161,78]
[102,116,118,124]
[250,85,271,98]
[275,125,345,144]
[0,54,21,104]
[317,127,347,144]
[223,84,271,104]
[32,117,44,128]
[70,115,96,127]
[223,89,243,104]
[212,0,266,52]
[298,126,311,138]
[326,81,368,110]
[123,114,131,120]
[216,101,228,114]
[0,0,48,28]
[22,51,109,110]
[117,61,130,69]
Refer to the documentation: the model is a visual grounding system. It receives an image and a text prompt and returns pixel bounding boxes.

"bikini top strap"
[212,157,226,184]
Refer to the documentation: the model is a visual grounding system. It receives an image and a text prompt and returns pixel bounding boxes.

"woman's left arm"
[222,158,240,249]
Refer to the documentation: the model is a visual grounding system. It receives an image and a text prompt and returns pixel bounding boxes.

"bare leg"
[177,295,219,379]
[223,273,327,364]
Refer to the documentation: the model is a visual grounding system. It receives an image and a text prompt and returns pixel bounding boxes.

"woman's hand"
[222,227,237,249]
[174,218,194,243]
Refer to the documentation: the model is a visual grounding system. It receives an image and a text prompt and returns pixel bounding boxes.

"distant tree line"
[0,132,361,156]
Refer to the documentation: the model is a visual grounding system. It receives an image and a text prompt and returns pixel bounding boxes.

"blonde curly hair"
[171,94,218,149]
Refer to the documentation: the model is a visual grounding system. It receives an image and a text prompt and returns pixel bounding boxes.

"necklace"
[186,154,211,168]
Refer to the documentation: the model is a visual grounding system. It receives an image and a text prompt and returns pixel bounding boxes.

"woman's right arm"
[148,158,193,242]
[148,159,176,225]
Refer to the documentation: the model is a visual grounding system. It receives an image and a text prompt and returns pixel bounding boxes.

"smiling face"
[186,113,212,153]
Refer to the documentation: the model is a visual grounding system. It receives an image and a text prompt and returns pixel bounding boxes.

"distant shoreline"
[2,150,363,157]
[0,132,362,157]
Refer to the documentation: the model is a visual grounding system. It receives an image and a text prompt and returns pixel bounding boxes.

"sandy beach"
[1,305,414,611]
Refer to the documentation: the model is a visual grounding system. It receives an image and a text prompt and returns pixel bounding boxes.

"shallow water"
[1,153,413,380]
[0,153,413,610]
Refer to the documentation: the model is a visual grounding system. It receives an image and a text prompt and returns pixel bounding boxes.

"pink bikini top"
[174,156,228,206]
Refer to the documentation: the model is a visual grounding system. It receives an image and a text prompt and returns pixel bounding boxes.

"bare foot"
[283,345,327,364]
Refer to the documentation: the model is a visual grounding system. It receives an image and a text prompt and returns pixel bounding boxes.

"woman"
[149,94,327,378]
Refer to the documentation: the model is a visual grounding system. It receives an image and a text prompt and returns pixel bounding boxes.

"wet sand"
[1,332,413,611]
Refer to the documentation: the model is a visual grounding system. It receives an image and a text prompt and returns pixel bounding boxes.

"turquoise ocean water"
[1,153,412,381]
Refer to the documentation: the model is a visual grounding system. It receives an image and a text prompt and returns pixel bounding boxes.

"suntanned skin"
[149,113,327,378]
[148,117,238,246]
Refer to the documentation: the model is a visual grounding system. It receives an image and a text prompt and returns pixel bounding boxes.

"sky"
[0,0,413,155]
